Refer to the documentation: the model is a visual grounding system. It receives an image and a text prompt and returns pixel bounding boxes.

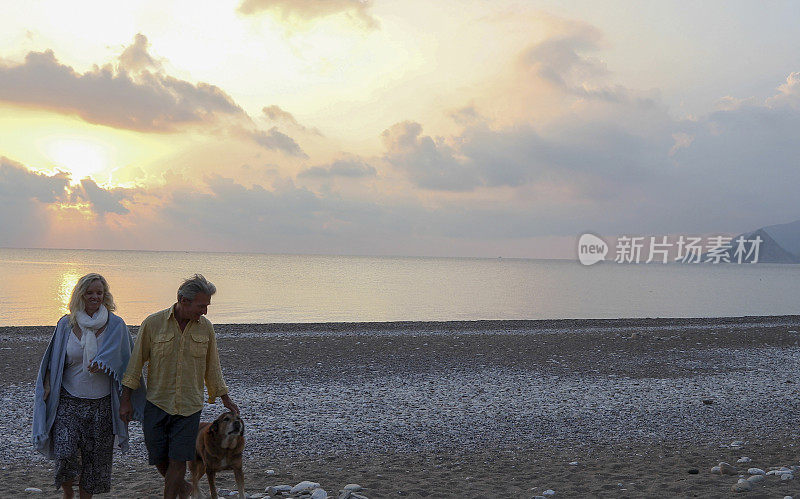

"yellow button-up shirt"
[122,305,228,416]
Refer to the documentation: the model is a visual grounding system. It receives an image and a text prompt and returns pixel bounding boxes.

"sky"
[1,0,799,258]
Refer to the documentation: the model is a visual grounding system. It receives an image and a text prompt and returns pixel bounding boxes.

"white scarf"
[75,304,108,373]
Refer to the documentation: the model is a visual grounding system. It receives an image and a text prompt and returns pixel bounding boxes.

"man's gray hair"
[178,274,217,301]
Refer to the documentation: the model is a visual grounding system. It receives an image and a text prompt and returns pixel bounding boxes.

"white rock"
[730,440,745,448]
[782,473,794,481]
[747,474,765,484]
[732,479,752,492]
[748,468,766,475]
[343,484,362,492]
[568,461,578,466]
[266,485,292,494]
[784,496,793,499]
[543,490,556,496]
[338,491,352,499]
[291,482,321,494]
[711,466,721,474]
[24,488,43,494]
[310,488,328,499]
[266,469,276,475]
[737,457,751,463]
[218,489,236,497]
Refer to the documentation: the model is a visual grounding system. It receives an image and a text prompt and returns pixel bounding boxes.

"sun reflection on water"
[58,270,81,315]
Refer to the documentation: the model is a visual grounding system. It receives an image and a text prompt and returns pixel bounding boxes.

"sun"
[44,137,113,182]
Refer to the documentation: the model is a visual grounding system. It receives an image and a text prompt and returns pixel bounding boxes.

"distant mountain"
[719,220,800,263]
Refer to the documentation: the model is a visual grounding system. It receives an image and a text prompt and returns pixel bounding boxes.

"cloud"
[238,0,379,29]
[766,71,800,108]
[0,157,70,202]
[262,105,322,135]
[382,121,480,191]
[118,33,161,73]
[298,157,376,178]
[247,127,308,157]
[0,47,244,132]
[77,178,131,215]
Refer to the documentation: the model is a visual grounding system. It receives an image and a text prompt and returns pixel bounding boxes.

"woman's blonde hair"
[68,273,117,325]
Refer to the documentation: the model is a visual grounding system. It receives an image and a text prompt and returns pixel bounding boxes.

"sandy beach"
[2,316,800,498]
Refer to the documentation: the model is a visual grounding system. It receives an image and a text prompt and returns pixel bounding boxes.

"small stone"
[267,485,292,495]
[24,488,43,494]
[784,496,793,499]
[730,440,745,448]
[543,490,555,496]
[350,494,369,499]
[338,491,352,499]
[747,475,765,484]
[719,462,737,475]
[343,484,363,492]
[732,479,752,492]
[782,473,794,481]
[218,489,235,497]
[702,398,714,405]
[569,461,578,466]
[711,466,721,474]
[266,469,276,475]
[737,457,751,463]
[291,482,321,495]
[748,468,766,475]
[311,488,328,499]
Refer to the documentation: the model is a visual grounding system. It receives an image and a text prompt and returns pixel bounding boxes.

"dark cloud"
[298,157,376,178]
[78,178,131,215]
[0,156,70,202]
[238,0,379,29]
[0,48,244,132]
[248,127,308,157]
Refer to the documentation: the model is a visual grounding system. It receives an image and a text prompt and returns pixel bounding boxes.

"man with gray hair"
[120,274,238,499]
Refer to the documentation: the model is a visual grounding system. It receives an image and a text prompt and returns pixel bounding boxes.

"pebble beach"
[2,316,800,498]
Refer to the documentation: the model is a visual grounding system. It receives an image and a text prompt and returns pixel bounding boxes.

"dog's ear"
[210,420,219,435]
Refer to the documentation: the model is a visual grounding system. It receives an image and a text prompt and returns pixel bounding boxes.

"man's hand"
[221,394,239,415]
[119,387,133,424]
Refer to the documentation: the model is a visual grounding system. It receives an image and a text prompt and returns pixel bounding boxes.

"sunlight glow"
[44,137,113,182]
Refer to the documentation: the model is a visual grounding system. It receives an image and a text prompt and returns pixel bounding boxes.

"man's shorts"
[142,400,201,465]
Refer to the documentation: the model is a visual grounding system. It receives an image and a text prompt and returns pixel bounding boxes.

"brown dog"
[190,411,245,499]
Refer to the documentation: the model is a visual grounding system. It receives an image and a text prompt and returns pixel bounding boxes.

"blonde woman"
[32,274,145,498]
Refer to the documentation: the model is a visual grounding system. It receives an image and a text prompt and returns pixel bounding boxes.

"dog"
[190,411,245,499]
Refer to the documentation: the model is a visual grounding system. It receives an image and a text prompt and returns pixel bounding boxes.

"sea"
[0,247,798,326]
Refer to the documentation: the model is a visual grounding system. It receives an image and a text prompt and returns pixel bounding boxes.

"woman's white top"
[62,330,112,399]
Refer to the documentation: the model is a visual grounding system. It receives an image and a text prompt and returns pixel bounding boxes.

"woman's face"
[83,280,104,316]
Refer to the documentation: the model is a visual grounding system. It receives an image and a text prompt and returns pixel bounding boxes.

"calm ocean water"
[0,247,799,326]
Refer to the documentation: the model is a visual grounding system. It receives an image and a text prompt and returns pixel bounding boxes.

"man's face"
[180,292,211,321]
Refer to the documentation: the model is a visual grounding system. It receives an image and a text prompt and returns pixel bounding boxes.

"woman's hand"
[43,371,50,401]
[87,361,104,374]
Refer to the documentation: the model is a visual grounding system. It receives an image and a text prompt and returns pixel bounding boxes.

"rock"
[291,482,321,495]
[247,494,268,499]
[711,466,722,474]
[730,440,745,448]
[568,461,579,466]
[310,488,328,499]
[350,494,369,499]
[543,490,556,496]
[687,469,699,474]
[737,457,751,463]
[747,475,765,484]
[732,479,752,492]
[266,469,276,475]
[343,484,363,492]
[782,473,794,481]
[338,492,352,499]
[748,468,766,475]
[218,489,236,497]
[719,462,737,475]
[266,485,292,495]
[24,488,43,494]
[702,398,714,405]
[784,496,793,499]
